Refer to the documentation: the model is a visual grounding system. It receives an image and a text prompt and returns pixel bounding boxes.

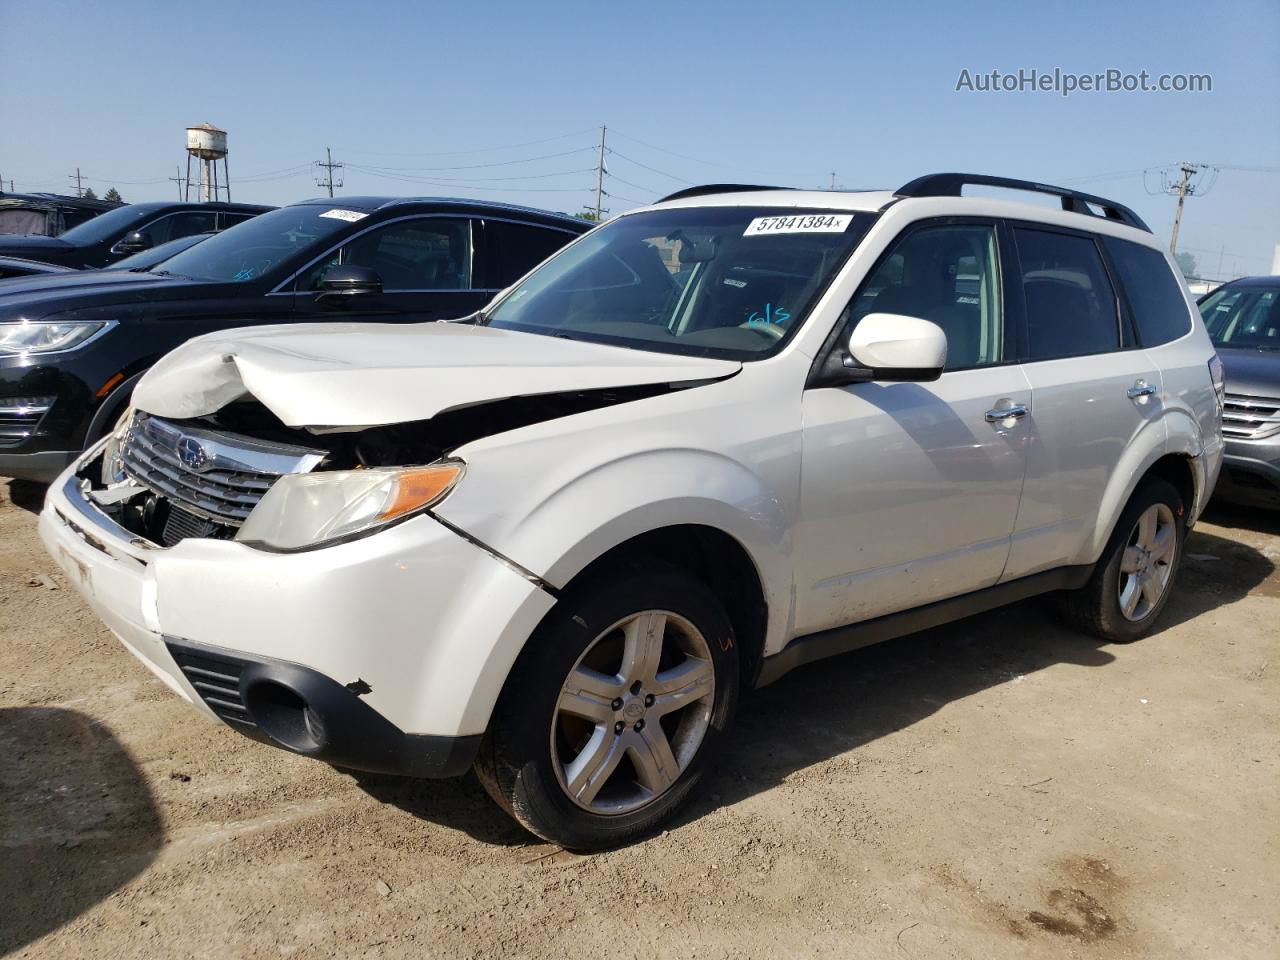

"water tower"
[184,123,230,202]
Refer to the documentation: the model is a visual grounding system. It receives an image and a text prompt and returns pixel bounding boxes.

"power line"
[344,164,593,183]
[609,128,821,180]
[344,129,595,159]
[606,172,660,196]
[68,167,83,197]
[605,148,692,184]
[352,146,594,173]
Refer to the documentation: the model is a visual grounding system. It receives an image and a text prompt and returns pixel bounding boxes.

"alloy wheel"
[551,610,715,815]
[1118,502,1177,621]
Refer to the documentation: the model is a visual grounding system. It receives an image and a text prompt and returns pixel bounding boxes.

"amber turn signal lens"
[380,463,464,522]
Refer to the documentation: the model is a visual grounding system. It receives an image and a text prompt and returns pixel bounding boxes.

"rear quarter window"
[1103,237,1193,347]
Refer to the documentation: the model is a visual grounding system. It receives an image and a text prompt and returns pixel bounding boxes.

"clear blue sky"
[2,0,1277,279]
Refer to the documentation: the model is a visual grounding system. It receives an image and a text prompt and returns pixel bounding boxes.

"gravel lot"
[2,478,1277,959]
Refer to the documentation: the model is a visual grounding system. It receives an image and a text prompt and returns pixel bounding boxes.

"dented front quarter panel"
[433,361,804,658]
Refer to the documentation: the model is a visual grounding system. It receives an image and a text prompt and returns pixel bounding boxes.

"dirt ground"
[1,478,1276,960]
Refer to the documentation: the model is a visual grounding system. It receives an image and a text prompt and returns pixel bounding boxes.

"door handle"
[1127,380,1158,400]
[985,403,1029,423]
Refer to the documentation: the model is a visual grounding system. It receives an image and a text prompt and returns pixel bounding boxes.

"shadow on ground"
[6,479,48,515]
[0,707,162,953]
[364,525,1274,846]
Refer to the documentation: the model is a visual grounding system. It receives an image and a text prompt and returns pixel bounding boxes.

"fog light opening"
[244,682,326,752]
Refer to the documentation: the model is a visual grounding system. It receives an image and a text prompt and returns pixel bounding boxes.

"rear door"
[1002,225,1164,579]
[292,216,488,321]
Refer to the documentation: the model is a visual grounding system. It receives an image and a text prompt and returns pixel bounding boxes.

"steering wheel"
[738,321,786,341]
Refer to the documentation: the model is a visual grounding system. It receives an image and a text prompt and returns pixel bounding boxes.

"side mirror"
[811,313,948,387]
[318,265,383,300]
[112,231,152,255]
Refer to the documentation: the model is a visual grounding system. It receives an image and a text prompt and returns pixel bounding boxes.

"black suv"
[0,201,271,270]
[0,197,591,480]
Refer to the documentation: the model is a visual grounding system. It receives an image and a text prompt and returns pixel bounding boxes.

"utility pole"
[830,172,836,190]
[169,166,185,201]
[315,147,343,198]
[1166,162,1201,256]
[594,125,607,221]
[69,168,84,198]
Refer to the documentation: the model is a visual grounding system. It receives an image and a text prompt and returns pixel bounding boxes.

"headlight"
[0,320,114,356]
[236,461,464,551]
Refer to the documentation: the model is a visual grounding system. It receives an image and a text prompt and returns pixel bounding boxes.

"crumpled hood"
[132,321,741,428]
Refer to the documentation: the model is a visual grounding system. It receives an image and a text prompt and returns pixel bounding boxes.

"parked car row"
[0,198,589,480]
[33,173,1227,849]
[0,200,272,273]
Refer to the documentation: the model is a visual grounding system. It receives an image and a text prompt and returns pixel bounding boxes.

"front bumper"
[0,449,77,482]
[40,466,557,775]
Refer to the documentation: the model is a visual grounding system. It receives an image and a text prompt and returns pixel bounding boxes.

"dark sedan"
[0,201,271,270]
[0,197,590,480]
[1199,275,1280,508]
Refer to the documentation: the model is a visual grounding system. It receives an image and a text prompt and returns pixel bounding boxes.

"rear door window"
[487,220,578,287]
[1014,228,1120,360]
[1103,238,1192,346]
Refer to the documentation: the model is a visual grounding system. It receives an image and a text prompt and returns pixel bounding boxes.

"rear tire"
[474,565,739,850]
[1055,478,1186,643]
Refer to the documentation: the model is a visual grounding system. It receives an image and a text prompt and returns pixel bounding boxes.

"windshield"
[155,205,355,283]
[1199,283,1280,349]
[57,205,161,245]
[486,206,872,359]
[113,233,209,270]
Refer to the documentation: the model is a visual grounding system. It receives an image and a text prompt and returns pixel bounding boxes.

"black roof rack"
[658,184,789,204]
[895,173,1151,233]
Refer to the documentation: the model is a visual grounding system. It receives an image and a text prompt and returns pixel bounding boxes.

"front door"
[794,220,1030,634]
[294,216,488,321]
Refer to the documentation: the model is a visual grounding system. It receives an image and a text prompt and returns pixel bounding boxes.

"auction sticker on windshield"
[744,214,852,236]
[319,209,368,222]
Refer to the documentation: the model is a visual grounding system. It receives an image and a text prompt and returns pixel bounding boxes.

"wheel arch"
[1088,447,1200,563]
[548,523,771,689]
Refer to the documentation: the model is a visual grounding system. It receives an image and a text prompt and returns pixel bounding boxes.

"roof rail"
[895,173,1151,233]
[657,184,790,204]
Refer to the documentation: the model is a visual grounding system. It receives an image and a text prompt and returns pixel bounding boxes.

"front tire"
[474,566,739,850]
[1056,478,1186,643]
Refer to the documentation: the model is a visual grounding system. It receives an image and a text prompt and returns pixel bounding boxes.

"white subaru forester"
[41,174,1223,850]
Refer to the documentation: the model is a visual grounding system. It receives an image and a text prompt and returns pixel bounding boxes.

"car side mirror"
[111,231,152,255]
[318,265,383,301]
[811,313,948,387]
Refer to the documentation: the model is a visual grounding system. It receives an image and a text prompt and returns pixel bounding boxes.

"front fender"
[436,445,799,656]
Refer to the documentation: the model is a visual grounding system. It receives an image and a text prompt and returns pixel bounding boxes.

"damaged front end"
[82,382,683,550]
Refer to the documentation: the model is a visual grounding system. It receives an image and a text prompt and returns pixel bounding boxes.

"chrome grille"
[1222,393,1280,441]
[121,414,326,527]
[0,395,55,446]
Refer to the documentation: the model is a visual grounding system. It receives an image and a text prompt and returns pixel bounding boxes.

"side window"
[846,223,1003,369]
[143,211,217,245]
[299,218,473,292]
[1200,286,1280,346]
[488,221,575,287]
[1015,228,1119,360]
[1102,237,1192,347]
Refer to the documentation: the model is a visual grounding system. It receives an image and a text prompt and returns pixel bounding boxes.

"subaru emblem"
[176,435,210,472]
